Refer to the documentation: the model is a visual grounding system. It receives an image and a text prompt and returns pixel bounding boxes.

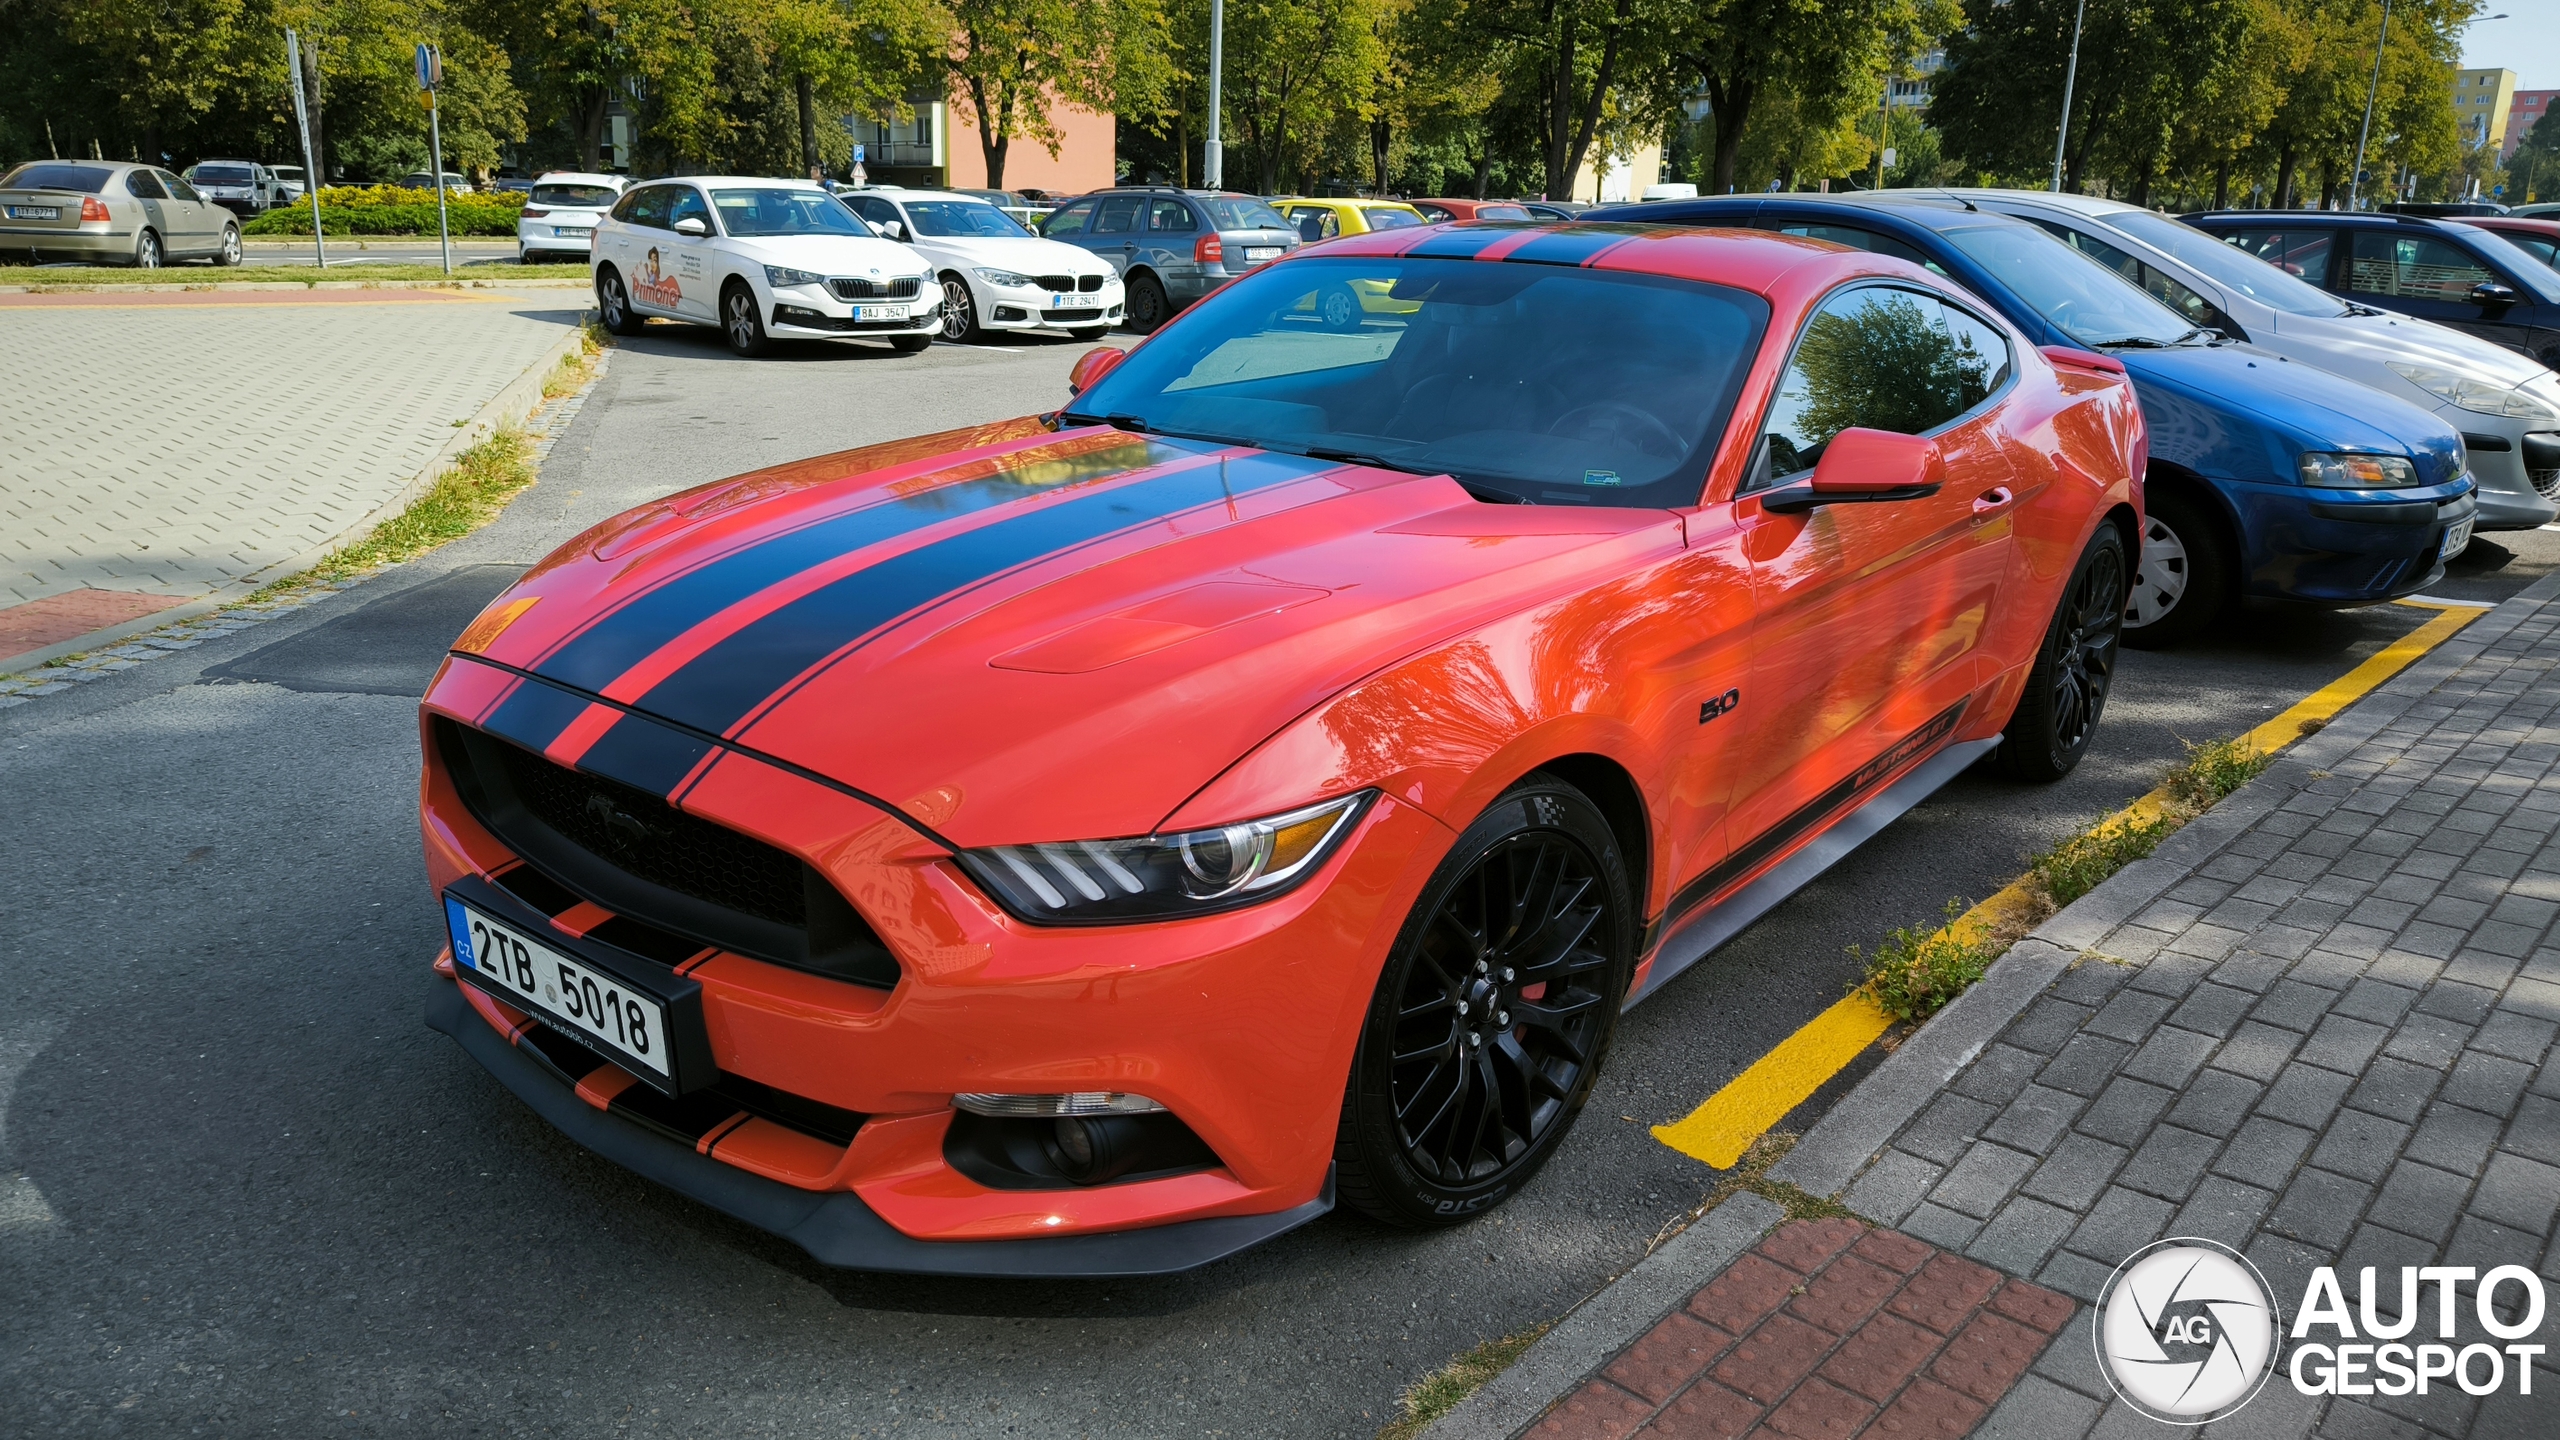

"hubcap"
[2052,546,2124,752]
[138,235,158,268]
[727,293,754,346]
[941,278,971,340]
[1388,832,1614,1186]
[602,280,623,323]
[2126,517,2187,628]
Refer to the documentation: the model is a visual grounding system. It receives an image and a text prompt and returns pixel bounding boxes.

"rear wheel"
[216,225,242,267]
[1335,778,1634,1227]
[596,267,644,335]
[1125,271,1169,333]
[1997,524,2126,782]
[2122,487,2230,648]
[1319,283,1362,332]
[721,280,772,357]
[134,229,161,268]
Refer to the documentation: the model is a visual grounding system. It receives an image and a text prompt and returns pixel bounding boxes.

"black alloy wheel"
[1125,271,1169,333]
[1996,524,2126,781]
[721,281,772,357]
[1336,778,1633,1226]
[939,274,983,343]
[134,229,161,268]
[597,268,644,335]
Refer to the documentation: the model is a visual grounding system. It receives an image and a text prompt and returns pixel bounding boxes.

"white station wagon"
[591,176,940,357]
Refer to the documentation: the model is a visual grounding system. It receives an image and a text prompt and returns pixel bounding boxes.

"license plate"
[2440,516,2473,559]
[446,897,671,1080]
[552,226,591,238]
[1049,294,1099,310]
[1243,246,1282,263]
[856,303,904,321]
[6,205,60,220]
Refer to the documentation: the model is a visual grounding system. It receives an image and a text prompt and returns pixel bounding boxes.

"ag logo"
[2094,1238,2282,1423]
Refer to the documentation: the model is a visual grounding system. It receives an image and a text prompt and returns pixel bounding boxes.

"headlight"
[762,264,825,288]
[2387,362,2560,422]
[974,267,1037,288]
[2297,452,2419,488]
[954,792,1372,924]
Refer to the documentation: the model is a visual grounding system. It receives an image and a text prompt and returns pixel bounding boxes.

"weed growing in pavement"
[1848,899,2000,1023]
[2029,814,2177,908]
[314,429,537,579]
[2162,734,2274,809]
[543,320,609,401]
[1378,1323,1555,1440]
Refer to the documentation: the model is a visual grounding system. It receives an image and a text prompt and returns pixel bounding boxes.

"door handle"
[1971,487,2015,517]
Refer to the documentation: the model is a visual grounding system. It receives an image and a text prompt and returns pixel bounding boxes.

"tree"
[2512,105,2560,206]
[942,0,1171,188]
[1663,0,1955,198]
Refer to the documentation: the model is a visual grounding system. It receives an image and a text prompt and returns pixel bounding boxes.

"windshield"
[532,183,618,208]
[2,163,113,193]
[710,188,869,237]
[905,199,1031,238]
[1939,223,2197,347]
[1203,197,1290,231]
[1362,207,1425,231]
[194,165,253,184]
[1475,204,1532,221]
[2100,210,2348,318]
[1067,257,1768,507]
[2448,225,2560,303]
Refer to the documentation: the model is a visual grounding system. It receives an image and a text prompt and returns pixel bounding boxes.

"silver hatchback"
[0,160,242,267]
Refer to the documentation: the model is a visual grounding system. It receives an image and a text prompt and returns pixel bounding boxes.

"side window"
[2507,235,2559,268]
[666,187,712,233]
[1768,222,1946,276]
[2222,227,2332,285]
[1146,199,1196,232]
[125,169,166,200]
[159,171,203,204]
[1092,196,1142,234]
[2347,231,2499,301]
[1041,199,1092,237]
[1416,203,1453,223]
[1756,287,1993,487]
[2031,220,2224,331]
[845,195,897,229]
[618,186,671,228]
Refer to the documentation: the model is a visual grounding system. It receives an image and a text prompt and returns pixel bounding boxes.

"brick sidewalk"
[0,288,582,662]
[1445,573,2560,1440]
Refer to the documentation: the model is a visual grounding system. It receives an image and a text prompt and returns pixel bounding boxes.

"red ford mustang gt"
[419,222,2145,1276]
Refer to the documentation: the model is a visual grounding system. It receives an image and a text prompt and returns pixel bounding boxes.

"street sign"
[415,42,441,91]
[852,143,866,164]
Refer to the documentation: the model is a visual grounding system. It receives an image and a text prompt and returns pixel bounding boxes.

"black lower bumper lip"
[424,977,1333,1277]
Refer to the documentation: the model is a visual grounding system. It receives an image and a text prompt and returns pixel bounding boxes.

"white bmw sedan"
[592,176,940,357]
[838,187,1123,343]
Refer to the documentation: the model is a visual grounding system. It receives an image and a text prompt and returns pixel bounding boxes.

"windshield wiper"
[2091,335,2177,349]
[1294,443,1444,477]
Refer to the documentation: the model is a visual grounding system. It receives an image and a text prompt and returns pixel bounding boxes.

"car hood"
[917,233,1115,275]
[726,233,927,276]
[2117,342,2466,486]
[459,423,1683,846]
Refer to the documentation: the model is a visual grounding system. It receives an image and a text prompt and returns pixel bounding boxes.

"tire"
[596,267,644,335]
[722,281,772,357]
[1334,777,1635,1227]
[1067,324,1111,343]
[889,333,933,354]
[938,273,984,343]
[134,229,161,269]
[1996,524,2127,782]
[215,224,242,267]
[1319,282,1362,332]
[1125,271,1169,334]
[2122,486,2231,649]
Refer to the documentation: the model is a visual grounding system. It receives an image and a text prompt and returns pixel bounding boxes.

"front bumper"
[425,976,1333,1276]
[978,286,1123,331]
[2456,432,2560,530]
[767,283,939,337]
[2228,477,2476,605]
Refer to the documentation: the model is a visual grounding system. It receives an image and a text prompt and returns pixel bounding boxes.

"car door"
[618,185,686,315]
[1084,194,1144,275]
[1039,196,1095,253]
[1726,283,2020,861]
[120,167,172,253]
[1143,196,1202,288]
[2340,228,2534,354]
[155,170,223,252]
[656,185,720,321]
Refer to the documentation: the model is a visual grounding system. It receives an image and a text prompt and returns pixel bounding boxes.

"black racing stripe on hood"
[572,709,715,798]
[531,435,1186,695]
[479,673,593,756]
[608,448,1345,746]
[1500,227,1649,268]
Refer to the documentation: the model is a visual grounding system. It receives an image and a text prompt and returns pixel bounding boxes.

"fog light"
[1041,1114,1155,1184]
[1053,1117,1095,1168]
[952,1091,1165,1117]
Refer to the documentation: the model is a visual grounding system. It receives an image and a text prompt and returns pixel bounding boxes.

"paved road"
[4,321,2556,1439]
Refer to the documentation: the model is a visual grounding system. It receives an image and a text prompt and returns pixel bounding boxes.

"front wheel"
[596,267,644,335]
[721,281,771,357]
[2122,488,2230,649]
[938,274,983,343]
[1996,524,2126,782]
[216,225,242,267]
[1335,778,1634,1227]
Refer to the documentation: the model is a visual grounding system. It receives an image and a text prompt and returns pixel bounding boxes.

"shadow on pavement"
[203,564,522,696]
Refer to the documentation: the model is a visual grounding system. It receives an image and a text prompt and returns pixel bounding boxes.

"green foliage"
[1378,1324,1554,1440]
[1849,899,1998,1024]
[1789,291,1992,449]
[241,184,524,234]
[2030,816,2175,909]
[2162,734,2273,810]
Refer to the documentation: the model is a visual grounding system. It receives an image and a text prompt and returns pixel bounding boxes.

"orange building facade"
[848,94,1116,195]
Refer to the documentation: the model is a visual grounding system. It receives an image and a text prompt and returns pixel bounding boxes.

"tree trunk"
[1471,150,1490,198]
[2128,153,2152,208]
[1544,27,1576,198]
[797,74,820,181]
[1706,77,1755,195]
[1175,113,1188,187]
[579,90,609,173]
[2319,164,2337,210]
[2274,147,2297,209]
[966,76,1013,189]
[1372,112,1389,196]
[2213,159,2231,209]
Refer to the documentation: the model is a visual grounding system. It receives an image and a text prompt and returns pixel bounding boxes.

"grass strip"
[0,262,589,286]
[1377,1323,1556,1440]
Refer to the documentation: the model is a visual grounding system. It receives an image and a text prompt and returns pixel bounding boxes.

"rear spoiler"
[2039,344,2128,376]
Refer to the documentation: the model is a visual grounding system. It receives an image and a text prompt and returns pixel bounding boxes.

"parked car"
[1943,189,2557,529]
[837,187,1122,343]
[419,222,2143,1270]
[1594,193,2477,644]
[591,176,939,357]
[2380,202,2508,218]
[1519,200,1594,221]
[517,172,628,262]
[1038,187,1299,332]
[1271,196,1429,244]
[270,165,307,202]
[2512,202,2560,220]
[396,171,471,193]
[2182,210,2560,370]
[0,160,242,267]
[490,176,537,195]
[182,159,285,216]
[2463,216,2560,270]
[1409,198,1535,223]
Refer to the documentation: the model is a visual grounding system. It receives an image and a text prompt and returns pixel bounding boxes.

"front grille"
[828,276,922,300]
[1027,274,1107,293]
[1079,273,1104,292]
[436,718,899,988]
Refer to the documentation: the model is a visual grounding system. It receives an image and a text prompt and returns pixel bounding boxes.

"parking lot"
[3,315,2553,1438]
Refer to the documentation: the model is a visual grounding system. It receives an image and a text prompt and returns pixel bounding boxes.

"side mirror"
[1066,345,1129,397]
[1763,428,1945,513]
[672,216,709,238]
[2471,281,2517,307]
[881,219,908,242]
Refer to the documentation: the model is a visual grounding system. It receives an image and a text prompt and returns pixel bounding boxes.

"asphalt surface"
[5,319,2557,1439]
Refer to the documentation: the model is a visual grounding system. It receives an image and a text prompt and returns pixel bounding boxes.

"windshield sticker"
[1583,470,1622,486]
[634,248,683,309]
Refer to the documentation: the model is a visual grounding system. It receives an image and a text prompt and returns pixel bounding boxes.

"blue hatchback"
[1588,194,2478,644]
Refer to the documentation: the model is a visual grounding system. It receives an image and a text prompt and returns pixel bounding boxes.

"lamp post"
[2050,0,2089,192]
[1203,0,1224,189]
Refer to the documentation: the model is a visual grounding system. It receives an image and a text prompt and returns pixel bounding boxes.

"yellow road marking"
[1652,596,2486,1168]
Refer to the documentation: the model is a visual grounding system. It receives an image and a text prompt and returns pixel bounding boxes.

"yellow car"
[1270,199,1430,329]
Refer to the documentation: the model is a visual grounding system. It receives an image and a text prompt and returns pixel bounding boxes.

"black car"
[2182,210,2560,369]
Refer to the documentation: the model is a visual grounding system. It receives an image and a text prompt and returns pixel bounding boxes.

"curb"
[1419,567,2560,1440]
[0,311,596,674]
